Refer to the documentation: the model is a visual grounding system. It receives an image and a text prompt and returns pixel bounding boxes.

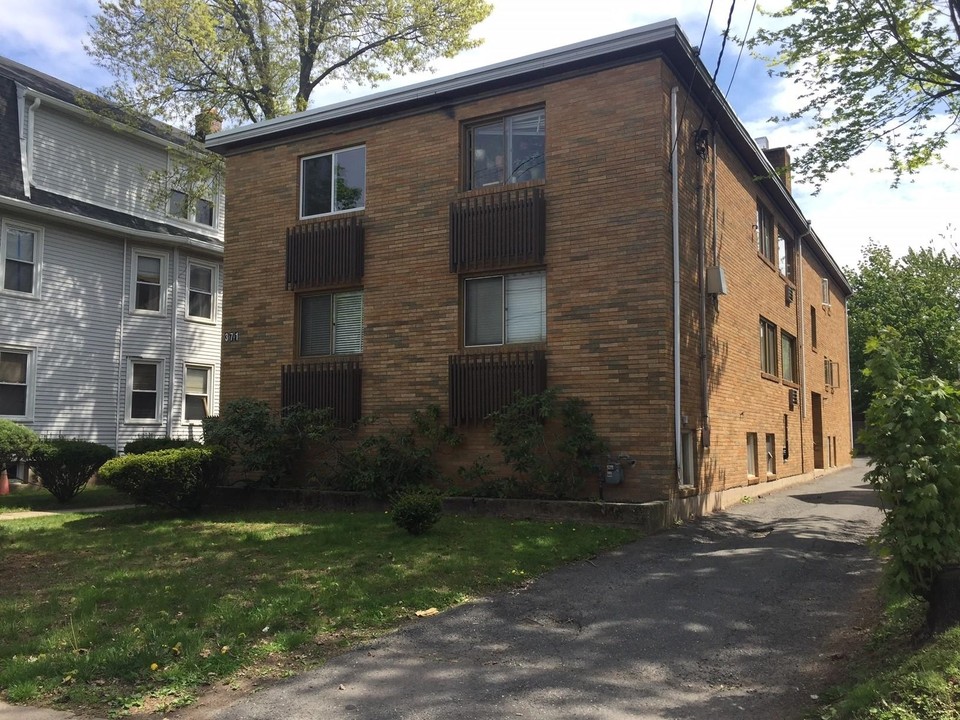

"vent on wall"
[785,285,795,306]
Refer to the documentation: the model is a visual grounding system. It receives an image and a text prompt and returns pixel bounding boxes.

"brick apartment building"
[207,19,852,508]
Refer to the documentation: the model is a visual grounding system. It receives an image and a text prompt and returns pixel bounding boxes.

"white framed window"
[127,360,162,423]
[131,251,168,314]
[1,220,42,297]
[169,190,215,227]
[467,108,546,189]
[746,433,758,478]
[465,271,546,347]
[821,277,831,306]
[186,260,217,322]
[300,146,366,219]
[778,229,796,282]
[0,346,36,420]
[183,364,212,423]
[299,291,364,356]
[760,317,778,375]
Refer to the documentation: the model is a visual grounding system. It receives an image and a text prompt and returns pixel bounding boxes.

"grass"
[811,592,960,719]
[0,505,638,717]
[0,484,133,513]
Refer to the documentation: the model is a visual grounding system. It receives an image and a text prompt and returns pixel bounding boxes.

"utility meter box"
[706,266,729,295]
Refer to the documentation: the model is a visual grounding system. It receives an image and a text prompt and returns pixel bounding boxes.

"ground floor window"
[746,433,758,477]
[184,365,212,422]
[0,346,34,419]
[128,360,162,422]
[765,433,776,476]
[681,431,696,486]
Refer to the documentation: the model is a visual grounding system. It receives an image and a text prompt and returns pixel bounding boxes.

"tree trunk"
[927,564,960,634]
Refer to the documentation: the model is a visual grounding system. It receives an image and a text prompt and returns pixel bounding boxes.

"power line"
[725,0,758,96]
[671,0,716,160]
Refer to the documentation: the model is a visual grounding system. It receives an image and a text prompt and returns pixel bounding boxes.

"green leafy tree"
[846,240,960,416]
[87,0,492,126]
[751,0,960,189]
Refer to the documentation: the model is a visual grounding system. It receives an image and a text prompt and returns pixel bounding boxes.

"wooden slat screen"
[281,361,362,424]
[449,187,545,272]
[448,350,547,426]
[286,216,364,290]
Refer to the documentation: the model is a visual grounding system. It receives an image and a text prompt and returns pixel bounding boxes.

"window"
[778,229,795,282]
[169,190,214,227]
[746,433,758,477]
[1,221,42,296]
[465,271,546,346]
[824,357,840,388]
[821,277,831,306]
[131,251,167,314]
[681,431,696,487]
[756,202,775,264]
[760,318,778,375]
[765,433,776,475]
[184,365,212,422]
[300,146,366,219]
[810,306,818,350]
[780,331,798,384]
[0,347,34,419]
[299,291,364,356]
[127,360,161,422]
[467,109,545,189]
[187,261,216,321]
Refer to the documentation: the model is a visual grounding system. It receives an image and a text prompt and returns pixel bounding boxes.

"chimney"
[194,109,223,141]
[763,146,792,193]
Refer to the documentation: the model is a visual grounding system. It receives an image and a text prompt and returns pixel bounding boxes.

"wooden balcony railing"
[449,187,545,272]
[448,350,547,426]
[281,361,362,424]
[286,216,364,290]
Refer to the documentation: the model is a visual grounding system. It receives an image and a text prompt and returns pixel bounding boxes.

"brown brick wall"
[219,55,851,503]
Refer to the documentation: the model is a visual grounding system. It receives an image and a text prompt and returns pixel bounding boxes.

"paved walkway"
[2,463,881,720]
[0,505,138,521]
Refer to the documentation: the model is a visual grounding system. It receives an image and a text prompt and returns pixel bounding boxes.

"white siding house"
[0,56,224,467]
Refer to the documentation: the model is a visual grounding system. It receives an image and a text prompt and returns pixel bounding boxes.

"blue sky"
[2,0,957,271]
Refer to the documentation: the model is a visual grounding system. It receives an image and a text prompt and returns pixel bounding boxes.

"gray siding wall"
[0,210,123,447]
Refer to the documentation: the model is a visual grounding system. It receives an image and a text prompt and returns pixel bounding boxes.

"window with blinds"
[300,291,364,356]
[464,271,545,346]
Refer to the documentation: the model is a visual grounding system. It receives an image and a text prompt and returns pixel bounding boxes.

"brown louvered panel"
[286,216,364,290]
[281,361,362,424]
[448,350,547,426]
[449,187,545,272]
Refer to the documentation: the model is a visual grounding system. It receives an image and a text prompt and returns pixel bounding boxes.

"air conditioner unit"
[785,285,795,306]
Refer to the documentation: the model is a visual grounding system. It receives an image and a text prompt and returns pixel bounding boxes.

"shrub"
[861,330,960,601]
[123,436,201,455]
[28,438,115,503]
[98,446,230,512]
[335,406,460,500]
[490,389,606,499]
[0,419,38,470]
[391,486,443,535]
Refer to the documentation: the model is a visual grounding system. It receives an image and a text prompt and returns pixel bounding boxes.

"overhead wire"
[670,0,717,161]
[725,0,758,96]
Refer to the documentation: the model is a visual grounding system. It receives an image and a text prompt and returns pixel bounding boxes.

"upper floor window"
[760,317,778,375]
[781,330,798,383]
[467,109,545,190]
[187,260,216,322]
[300,290,364,356]
[778,229,796,282]
[131,251,167,314]
[184,364,212,422]
[756,201,775,264]
[169,190,215,227]
[300,146,366,219]
[1,221,42,297]
[465,271,546,347]
[127,359,162,422]
[0,347,34,420]
[821,277,831,306]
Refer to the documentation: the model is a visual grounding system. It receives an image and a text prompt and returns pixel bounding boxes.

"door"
[811,391,824,470]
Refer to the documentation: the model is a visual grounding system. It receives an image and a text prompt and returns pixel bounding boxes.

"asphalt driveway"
[188,460,881,720]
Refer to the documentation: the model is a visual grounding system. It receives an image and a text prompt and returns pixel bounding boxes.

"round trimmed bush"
[0,419,38,470]
[391,486,443,536]
[28,438,115,502]
[98,446,230,512]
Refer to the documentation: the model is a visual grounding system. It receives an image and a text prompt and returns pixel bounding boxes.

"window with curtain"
[300,291,364,356]
[464,271,545,346]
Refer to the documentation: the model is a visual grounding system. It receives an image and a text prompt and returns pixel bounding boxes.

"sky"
[1,0,957,272]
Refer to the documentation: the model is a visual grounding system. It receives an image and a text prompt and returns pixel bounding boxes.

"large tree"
[846,240,960,416]
[751,0,960,190]
[87,0,492,126]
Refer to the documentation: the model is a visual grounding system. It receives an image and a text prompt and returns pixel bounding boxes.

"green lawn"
[811,594,960,719]
[0,505,638,717]
[0,484,133,513]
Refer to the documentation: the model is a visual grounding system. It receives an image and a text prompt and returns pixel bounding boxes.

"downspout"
[115,239,128,452]
[845,295,854,453]
[797,221,814,473]
[671,86,682,485]
[695,130,709,464]
[167,247,180,438]
[16,86,40,198]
